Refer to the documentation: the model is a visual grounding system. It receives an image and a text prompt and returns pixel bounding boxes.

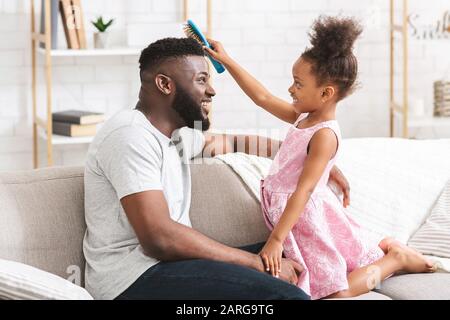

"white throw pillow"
[0,259,93,300]
[408,180,450,258]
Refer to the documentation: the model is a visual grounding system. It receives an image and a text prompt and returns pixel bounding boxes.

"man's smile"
[201,99,212,115]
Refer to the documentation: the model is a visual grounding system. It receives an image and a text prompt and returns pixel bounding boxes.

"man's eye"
[199,77,207,83]
[295,82,302,88]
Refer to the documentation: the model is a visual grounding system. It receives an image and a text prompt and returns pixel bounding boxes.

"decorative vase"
[94,32,108,49]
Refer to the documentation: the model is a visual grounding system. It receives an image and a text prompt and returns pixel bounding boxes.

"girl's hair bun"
[308,15,363,60]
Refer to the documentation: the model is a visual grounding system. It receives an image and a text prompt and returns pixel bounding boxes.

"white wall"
[0,0,449,171]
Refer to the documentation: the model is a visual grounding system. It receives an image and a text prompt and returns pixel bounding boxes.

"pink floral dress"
[260,113,384,299]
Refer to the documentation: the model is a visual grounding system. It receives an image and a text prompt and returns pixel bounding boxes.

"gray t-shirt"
[83,109,205,300]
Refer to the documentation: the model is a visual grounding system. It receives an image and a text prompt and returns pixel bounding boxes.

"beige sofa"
[1,160,449,300]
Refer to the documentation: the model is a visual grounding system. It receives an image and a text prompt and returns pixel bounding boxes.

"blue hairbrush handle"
[208,55,226,74]
[187,19,226,74]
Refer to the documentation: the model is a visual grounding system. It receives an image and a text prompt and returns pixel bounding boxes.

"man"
[83,38,350,300]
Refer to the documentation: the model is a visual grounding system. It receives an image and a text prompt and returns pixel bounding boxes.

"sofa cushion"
[0,166,86,287]
[375,273,450,299]
[190,159,270,247]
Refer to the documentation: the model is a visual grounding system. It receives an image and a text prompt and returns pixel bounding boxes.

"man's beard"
[172,84,210,131]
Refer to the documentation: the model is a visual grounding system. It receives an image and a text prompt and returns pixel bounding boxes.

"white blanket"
[214,138,450,272]
[214,152,271,201]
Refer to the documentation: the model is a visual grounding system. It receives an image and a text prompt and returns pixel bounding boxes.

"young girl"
[205,16,437,299]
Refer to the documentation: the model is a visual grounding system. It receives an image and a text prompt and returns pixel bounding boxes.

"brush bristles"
[183,24,204,45]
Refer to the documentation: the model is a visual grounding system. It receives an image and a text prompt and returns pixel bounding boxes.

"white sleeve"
[97,127,164,200]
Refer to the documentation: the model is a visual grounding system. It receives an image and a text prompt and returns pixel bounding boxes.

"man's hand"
[329,166,350,208]
[278,258,303,285]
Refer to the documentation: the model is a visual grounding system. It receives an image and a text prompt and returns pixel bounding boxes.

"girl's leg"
[326,244,436,299]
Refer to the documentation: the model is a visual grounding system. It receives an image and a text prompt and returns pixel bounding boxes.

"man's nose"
[206,83,216,97]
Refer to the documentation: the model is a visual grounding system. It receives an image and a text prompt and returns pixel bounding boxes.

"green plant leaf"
[91,16,114,32]
[104,19,114,29]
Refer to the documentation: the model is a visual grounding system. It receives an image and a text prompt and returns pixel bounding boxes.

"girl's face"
[288,58,326,113]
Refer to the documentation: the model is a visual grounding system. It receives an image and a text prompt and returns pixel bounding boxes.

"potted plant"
[91,16,114,49]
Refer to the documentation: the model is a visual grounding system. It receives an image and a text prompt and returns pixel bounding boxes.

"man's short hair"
[138,37,205,79]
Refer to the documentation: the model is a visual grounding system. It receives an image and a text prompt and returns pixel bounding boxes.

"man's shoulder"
[100,109,144,133]
[88,110,162,164]
[97,110,158,144]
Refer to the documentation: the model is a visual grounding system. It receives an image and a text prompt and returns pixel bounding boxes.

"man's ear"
[321,86,336,103]
[155,74,173,95]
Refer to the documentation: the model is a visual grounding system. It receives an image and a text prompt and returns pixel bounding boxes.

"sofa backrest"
[0,160,269,287]
[0,166,87,286]
[190,159,270,247]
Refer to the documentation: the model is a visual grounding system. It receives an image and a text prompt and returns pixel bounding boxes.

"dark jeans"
[115,242,309,300]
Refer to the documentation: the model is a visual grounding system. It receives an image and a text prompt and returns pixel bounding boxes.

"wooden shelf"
[38,129,94,145]
[31,0,209,167]
[37,47,141,57]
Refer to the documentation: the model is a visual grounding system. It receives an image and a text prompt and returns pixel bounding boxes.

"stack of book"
[434,81,450,117]
[52,110,105,137]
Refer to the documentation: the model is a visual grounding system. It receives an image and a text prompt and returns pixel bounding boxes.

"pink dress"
[260,113,384,300]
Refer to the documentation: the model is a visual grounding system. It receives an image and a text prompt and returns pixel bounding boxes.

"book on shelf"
[39,0,59,49]
[71,0,87,49]
[52,121,97,137]
[59,0,79,49]
[52,110,105,125]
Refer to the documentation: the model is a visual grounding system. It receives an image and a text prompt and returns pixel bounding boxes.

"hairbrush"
[183,19,226,74]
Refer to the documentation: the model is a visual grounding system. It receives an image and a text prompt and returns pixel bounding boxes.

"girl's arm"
[205,39,299,124]
[259,128,338,276]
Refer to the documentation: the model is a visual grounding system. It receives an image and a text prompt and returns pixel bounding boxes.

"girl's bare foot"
[378,237,396,253]
[388,243,437,273]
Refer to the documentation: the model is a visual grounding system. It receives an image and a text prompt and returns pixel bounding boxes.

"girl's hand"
[259,239,283,277]
[329,165,350,208]
[204,38,230,64]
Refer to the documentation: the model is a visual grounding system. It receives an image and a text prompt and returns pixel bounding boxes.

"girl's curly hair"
[301,16,363,100]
